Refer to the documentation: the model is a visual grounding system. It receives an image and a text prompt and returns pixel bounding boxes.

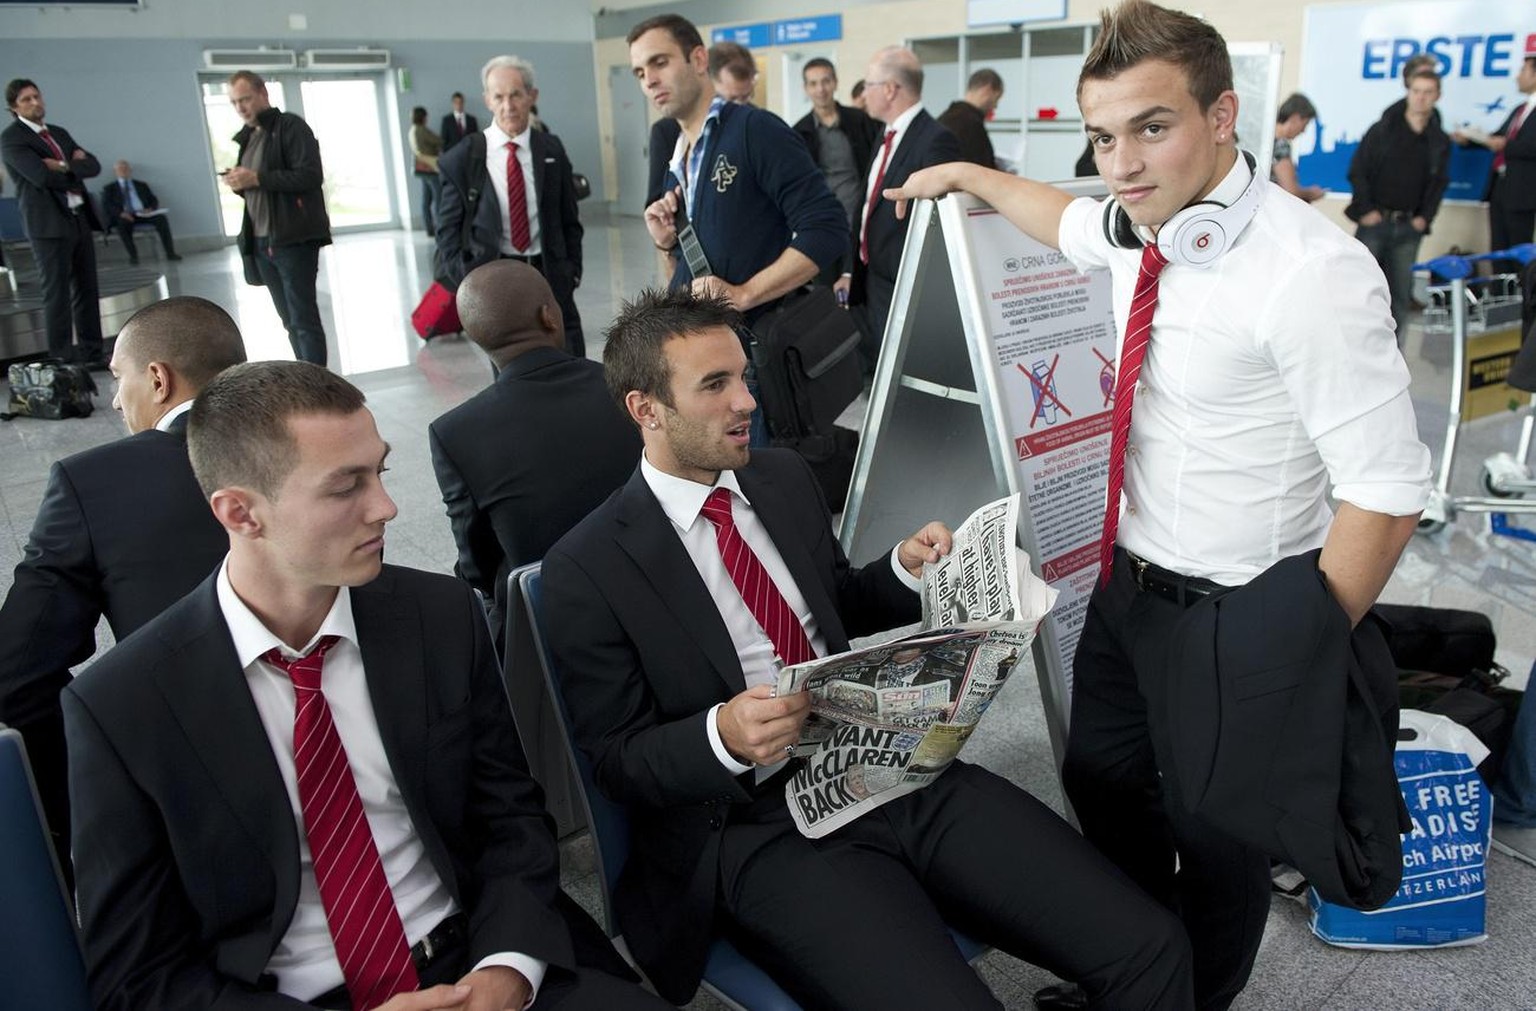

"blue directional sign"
[712,23,773,49]
[773,15,843,45]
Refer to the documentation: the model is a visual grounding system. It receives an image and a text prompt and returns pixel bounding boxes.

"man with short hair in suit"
[1,77,105,367]
[854,47,960,369]
[64,360,666,1011]
[437,56,585,359]
[440,92,480,152]
[101,159,182,265]
[938,67,1005,170]
[542,287,1193,1009]
[0,295,245,878]
[428,259,639,636]
[1456,48,1536,276]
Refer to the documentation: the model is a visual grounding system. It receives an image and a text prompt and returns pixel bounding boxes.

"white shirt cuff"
[470,953,547,1008]
[889,545,923,593]
[706,702,755,775]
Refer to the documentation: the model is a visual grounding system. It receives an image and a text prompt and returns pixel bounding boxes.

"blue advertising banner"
[1297,0,1536,202]
[712,23,772,49]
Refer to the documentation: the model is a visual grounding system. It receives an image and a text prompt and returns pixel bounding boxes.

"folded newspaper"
[775,494,1058,838]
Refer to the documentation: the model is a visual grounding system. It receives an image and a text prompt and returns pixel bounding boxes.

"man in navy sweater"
[631,13,847,327]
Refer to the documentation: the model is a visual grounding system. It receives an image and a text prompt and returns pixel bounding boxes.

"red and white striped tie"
[263,636,419,1010]
[701,488,816,668]
[1098,243,1169,585]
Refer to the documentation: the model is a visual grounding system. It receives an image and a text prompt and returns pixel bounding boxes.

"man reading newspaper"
[544,288,1191,1009]
[777,495,1059,838]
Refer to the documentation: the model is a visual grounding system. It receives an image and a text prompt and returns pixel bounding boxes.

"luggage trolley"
[1414,249,1536,536]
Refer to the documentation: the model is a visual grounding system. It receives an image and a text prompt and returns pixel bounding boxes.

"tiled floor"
[2,211,1534,1009]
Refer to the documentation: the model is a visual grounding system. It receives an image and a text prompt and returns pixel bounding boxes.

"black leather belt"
[1123,549,1229,607]
[1379,209,1413,223]
[500,252,543,269]
[410,912,467,973]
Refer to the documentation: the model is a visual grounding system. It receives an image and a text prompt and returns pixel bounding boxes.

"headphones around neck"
[1102,150,1263,267]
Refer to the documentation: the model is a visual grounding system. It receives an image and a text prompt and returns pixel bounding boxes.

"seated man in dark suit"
[100,159,182,265]
[64,361,666,1011]
[428,260,639,636]
[0,295,244,879]
[542,288,1193,1009]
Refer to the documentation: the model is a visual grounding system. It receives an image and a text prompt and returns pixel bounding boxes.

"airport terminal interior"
[4,0,1536,1007]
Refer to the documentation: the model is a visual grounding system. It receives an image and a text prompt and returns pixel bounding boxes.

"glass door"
[199,73,399,237]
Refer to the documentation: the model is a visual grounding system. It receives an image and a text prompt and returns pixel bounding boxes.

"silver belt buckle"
[1129,552,1150,590]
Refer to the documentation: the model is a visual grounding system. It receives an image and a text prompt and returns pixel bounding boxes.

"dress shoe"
[1034,982,1088,1009]
[128,257,140,266]
[167,253,183,261]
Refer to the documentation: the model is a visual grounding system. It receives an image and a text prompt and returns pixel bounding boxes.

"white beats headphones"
[1101,150,1264,267]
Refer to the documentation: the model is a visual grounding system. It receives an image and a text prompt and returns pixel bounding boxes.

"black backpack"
[2,359,97,421]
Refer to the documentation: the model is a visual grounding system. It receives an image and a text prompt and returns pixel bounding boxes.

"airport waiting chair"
[515,564,804,1011]
[0,726,92,1011]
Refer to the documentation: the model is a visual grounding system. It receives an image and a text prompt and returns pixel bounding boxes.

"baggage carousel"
[0,262,168,360]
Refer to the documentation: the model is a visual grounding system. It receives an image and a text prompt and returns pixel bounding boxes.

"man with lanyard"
[887,1,1431,1007]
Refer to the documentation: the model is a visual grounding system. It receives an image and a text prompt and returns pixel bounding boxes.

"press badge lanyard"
[674,98,722,278]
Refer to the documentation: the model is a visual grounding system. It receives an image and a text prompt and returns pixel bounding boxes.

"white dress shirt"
[215,562,545,1002]
[153,398,193,432]
[859,102,925,251]
[21,116,84,209]
[484,122,542,256]
[639,454,920,776]
[1056,154,1431,586]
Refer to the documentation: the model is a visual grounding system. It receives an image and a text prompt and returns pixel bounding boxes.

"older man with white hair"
[436,55,586,357]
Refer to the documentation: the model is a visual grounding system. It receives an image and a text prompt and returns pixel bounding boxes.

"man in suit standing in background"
[1456,42,1536,276]
[853,47,959,370]
[101,159,182,265]
[437,55,586,358]
[1,77,105,367]
[938,68,1005,170]
[429,259,638,637]
[440,91,480,152]
[64,360,667,1011]
[0,296,245,880]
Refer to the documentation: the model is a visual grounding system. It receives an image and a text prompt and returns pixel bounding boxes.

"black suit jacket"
[0,416,226,870]
[542,449,919,1001]
[936,100,997,169]
[63,566,588,1009]
[435,129,583,292]
[1486,102,1536,209]
[854,109,959,292]
[100,177,159,220]
[440,112,480,151]
[1165,550,1409,912]
[428,346,640,601]
[0,119,102,236]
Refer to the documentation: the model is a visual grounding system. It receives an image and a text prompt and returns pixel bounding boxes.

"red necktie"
[860,130,898,265]
[1098,244,1169,585]
[262,636,420,1010]
[1493,104,1528,173]
[505,141,530,252]
[701,488,816,668]
[38,128,66,162]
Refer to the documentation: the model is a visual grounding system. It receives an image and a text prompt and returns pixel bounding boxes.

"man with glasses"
[436,55,586,358]
[852,47,959,371]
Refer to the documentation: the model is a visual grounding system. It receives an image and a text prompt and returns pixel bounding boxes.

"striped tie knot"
[261,634,341,693]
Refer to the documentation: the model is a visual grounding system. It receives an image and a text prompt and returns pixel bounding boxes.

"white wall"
[0,0,594,43]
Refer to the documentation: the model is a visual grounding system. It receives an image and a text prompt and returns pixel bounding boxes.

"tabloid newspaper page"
[774,494,1058,838]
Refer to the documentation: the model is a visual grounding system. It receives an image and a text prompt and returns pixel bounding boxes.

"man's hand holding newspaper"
[775,495,1058,837]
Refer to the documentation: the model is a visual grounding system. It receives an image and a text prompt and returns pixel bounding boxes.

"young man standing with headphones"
[889,2,1431,1007]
